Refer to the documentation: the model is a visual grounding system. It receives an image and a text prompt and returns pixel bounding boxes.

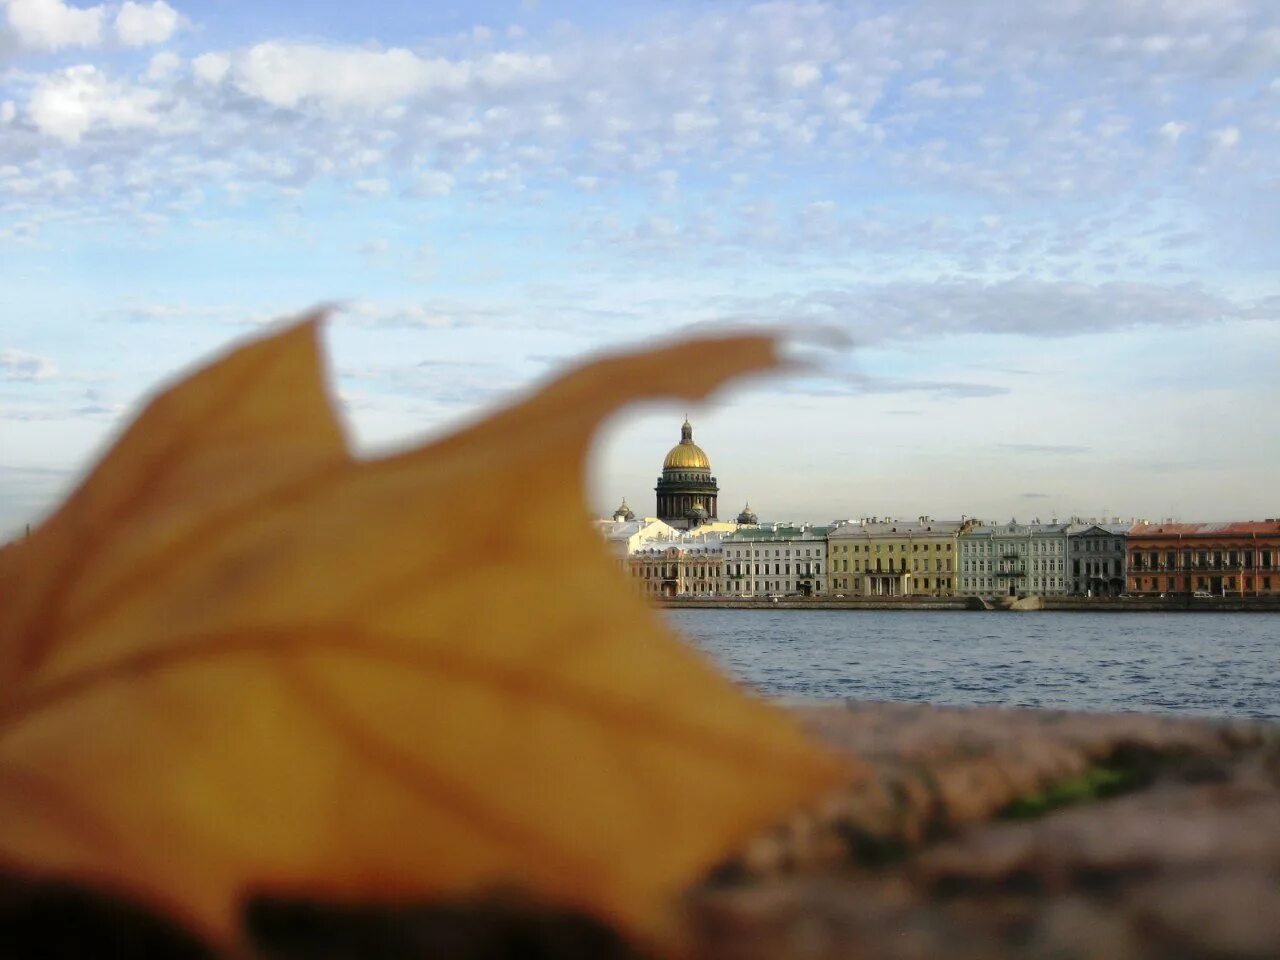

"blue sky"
[2,0,1279,537]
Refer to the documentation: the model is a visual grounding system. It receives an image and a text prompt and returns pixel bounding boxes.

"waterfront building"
[654,419,719,528]
[958,520,1071,597]
[828,517,970,597]
[721,524,831,596]
[628,532,724,598]
[593,515,680,579]
[1126,520,1280,597]
[1065,519,1129,596]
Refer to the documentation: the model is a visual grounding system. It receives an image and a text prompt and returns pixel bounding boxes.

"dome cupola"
[736,502,758,525]
[662,419,711,471]
[612,498,635,521]
[654,419,719,527]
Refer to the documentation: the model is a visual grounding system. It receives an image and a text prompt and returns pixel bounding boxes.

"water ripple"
[666,609,1280,721]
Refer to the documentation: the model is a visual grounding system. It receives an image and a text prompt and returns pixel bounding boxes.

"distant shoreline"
[658,596,1280,613]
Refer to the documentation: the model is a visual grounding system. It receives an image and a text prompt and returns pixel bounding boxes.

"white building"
[593,508,680,579]
[720,524,831,597]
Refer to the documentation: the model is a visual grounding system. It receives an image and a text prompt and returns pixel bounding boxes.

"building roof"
[1065,522,1130,537]
[1128,520,1280,538]
[723,524,831,542]
[592,516,673,542]
[962,521,1071,538]
[829,518,967,539]
[629,530,726,556]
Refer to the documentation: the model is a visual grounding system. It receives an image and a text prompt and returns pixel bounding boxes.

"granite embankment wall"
[658,595,1280,612]
[686,701,1280,959]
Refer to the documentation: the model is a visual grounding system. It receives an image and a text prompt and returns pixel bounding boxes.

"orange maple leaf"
[0,315,846,951]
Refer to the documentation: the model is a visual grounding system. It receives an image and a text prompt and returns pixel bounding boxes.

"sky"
[2,0,1279,538]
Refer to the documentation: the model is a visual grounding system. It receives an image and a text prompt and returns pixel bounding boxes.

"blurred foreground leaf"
[0,315,845,952]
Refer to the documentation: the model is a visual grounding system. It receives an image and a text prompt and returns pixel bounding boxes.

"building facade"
[828,518,969,597]
[720,524,830,597]
[628,535,724,598]
[1126,521,1280,596]
[958,521,1070,596]
[654,419,719,528]
[592,515,680,580]
[1065,521,1128,596]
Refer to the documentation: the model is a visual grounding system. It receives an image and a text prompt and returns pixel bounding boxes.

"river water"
[665,609,1280,721]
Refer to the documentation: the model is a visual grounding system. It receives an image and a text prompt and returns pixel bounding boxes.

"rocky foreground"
[690,701,1280,959]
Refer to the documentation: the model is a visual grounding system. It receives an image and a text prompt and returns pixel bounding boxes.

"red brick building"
[1127,521,1280,597]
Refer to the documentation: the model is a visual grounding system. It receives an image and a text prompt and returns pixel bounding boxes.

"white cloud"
[340,300,485,329]
[191,51,230,85]
[724,279,1255,344]
[670,110,717,136]
[231,42,467,109]
[5,0,104,51]
[776,62,821,90]
[474,50,555,87]
[145,49,180,80]
[0,100,14,124]
[906,77,984,100]
[3,0,1279,263]
[0,348,57,381]
[214,43,558,112]
[113,0,177,47]
[27,64,160,143]
[412,169,454,196]
[1210,125,1241,150]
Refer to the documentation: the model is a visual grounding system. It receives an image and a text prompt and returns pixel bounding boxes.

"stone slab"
[688,701,1280,960]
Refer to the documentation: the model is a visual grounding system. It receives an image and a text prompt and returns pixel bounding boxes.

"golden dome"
[663,443,711,470]
[662,419,711,471]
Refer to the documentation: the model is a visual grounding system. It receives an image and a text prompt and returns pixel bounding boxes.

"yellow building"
[827,517,975,597]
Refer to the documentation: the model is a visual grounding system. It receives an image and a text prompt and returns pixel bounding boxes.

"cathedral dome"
[654,419,719,526]
[662,419,711,471]
[736,502,758,524]
[612,498,635,521]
